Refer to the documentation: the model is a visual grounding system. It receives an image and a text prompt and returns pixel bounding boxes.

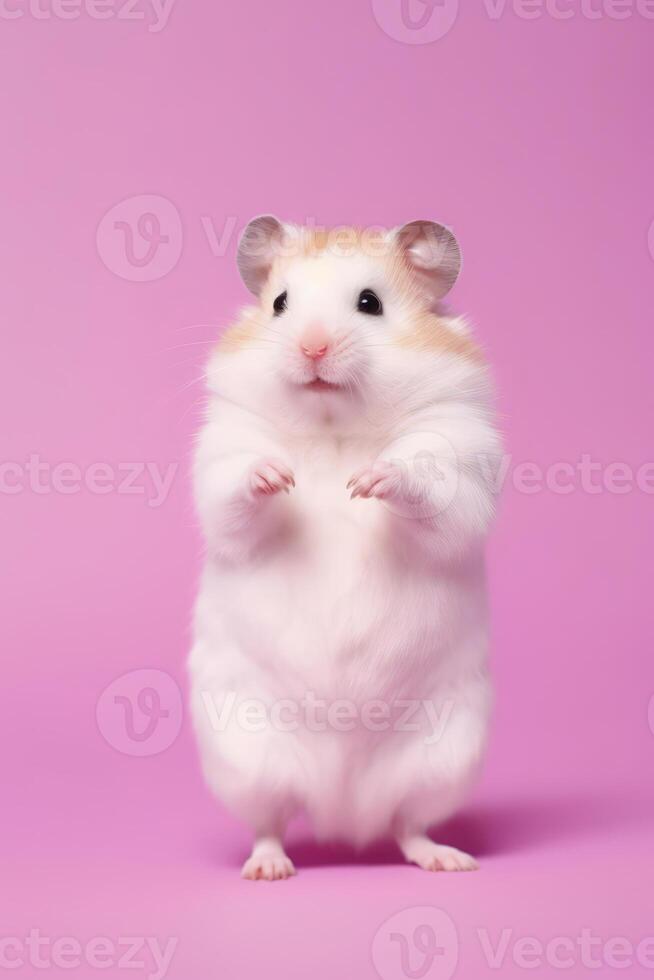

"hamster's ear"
[392,220,461,301]
[237,215,294,295]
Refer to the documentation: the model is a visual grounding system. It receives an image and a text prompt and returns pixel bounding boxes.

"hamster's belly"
[195,454,486,702]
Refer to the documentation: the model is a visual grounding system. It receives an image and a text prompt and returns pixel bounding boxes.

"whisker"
[164,358,214,372]
[158,340,217,353]
[173,373,208,396]
[173,322,222,333]
[175,393,207,429]
[138,371,208,425]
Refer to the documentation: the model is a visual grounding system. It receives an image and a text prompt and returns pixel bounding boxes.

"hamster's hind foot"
[397,833,478,872]
[241,836,296,881]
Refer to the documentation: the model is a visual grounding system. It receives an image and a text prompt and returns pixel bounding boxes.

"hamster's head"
[215,216,481,424]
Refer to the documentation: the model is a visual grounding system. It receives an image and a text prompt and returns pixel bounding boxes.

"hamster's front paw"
[249,457,295,498]
[347,460,404,501]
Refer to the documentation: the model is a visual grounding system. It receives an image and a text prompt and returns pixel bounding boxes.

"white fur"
[188,240,501,873]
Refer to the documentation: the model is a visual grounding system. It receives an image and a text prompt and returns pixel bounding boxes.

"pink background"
[1,1,653,977]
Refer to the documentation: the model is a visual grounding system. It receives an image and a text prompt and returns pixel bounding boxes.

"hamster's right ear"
[392,220,461,301]
[237,215,295,295]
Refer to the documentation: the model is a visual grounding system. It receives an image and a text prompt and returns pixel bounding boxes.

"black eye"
[357,289,383,316]
[273,291,287,316]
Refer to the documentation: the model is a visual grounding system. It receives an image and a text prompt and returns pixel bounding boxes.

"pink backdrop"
[2,2,653,977]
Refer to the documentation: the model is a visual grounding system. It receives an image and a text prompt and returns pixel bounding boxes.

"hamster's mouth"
[304,378,341,392]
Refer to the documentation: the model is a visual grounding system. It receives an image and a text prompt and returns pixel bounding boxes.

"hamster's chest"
[286,451,384,571]
[243,448,390,620]
[256,451,416,640]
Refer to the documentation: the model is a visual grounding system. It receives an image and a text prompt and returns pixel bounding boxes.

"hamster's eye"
[273,291,287,316]
[357,289,383,316]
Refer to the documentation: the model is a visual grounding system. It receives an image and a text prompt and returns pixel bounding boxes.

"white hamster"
[189,216,501,879]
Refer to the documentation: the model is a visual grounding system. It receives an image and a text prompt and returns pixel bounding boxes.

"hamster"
[189,216,501,880]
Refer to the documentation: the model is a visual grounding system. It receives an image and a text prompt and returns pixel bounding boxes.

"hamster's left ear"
[392,220,461,301]
[237,215,295,295]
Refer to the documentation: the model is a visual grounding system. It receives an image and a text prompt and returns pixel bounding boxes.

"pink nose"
[299,323,330,361]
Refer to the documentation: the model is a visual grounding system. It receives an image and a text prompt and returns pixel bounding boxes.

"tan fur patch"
[301,228,333,254]
[395,313,483,363]
[298,226,387,259]
[216,311,261,352]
